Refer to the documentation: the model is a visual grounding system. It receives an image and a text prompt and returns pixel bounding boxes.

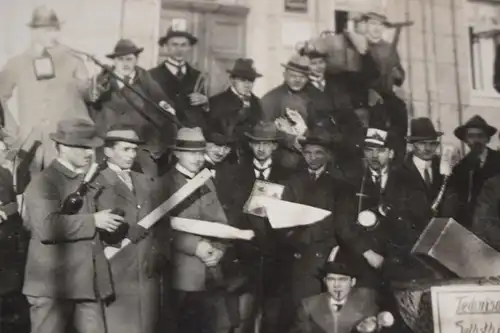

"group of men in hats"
[5,4,500,333]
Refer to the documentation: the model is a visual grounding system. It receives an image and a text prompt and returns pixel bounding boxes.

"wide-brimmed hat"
[50,118,103,148]
[454,115,497,141]
[360,12,391,26]
[318,261,358,278]
[227,58,262,81]
[299,127,332,148]
[281,54,311,75]
[28,6,62,29]
[407,118,443,143]
[245,122,281,142]
[106,39,144,59]
[158,28,198,46]
[104,126,144,144]
[169,127,206,151]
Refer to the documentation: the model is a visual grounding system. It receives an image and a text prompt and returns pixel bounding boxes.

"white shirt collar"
[412,155,433,182]
[115,71,136,89]
[308,165,326,180]
[165,58,187,75]
[253,158,272,170]
[57,158,85,174]
[175,163,196,179]
[107,162,130,173]
[370,166,389,190]
[253,158,272,180]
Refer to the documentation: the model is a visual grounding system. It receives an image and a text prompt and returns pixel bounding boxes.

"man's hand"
[203,248,224,267]
[189,92,208,106]
[195,240,215,261]
[363,250,385,269]
[94,209,124,233]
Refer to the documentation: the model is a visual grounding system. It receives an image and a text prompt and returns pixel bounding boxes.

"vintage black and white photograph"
[1,0,500,332]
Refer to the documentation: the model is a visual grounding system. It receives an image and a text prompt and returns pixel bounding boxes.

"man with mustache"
[449,115,500,229]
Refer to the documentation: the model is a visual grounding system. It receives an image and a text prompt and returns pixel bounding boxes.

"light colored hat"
[105,126,144,144]
[50,118,103,148]
[364,128,389,147]
[245,122,281,142]
[169,127,207,151]
[28,6,62,29]
[281,54,311,75]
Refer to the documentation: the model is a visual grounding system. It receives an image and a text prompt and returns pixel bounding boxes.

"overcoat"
[471,174,500,251]
[449,148,500,229]
[0,45,93,185]
[22,160,113,300]
[208,88,263,141]
[149,62,207,128]
[90,66,177,176]
[93,167,165,333]
[160,167,228,292]
[290,289,378,333]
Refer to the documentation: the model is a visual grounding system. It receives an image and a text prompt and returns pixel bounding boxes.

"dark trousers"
[26,296,105,333]
[0,293,30,333]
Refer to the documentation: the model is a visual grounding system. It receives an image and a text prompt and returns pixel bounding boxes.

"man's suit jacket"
[94,167,164,333]
[472,174,500,252]
[208,88,263,141]
[160,167,228,292]
[149,62,206,128]
[291,289,378,333]
[450,148,500,228]
[23,160,113,300]
[279,170,363,303]
[382,156,458,282]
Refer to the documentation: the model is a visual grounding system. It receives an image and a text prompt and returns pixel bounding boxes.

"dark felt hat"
[205,130,238,146]
[245,122,281,142]
[104,127,144,145]
[106,39,144,59]
[158,28,198,46]
[281,54,311,75]
[50,118,103,148]
[454,115,497,141]
[169,127,206,151]
[227,58,262,81]
[407,117,443,143]
[28,6,62,29]
[299,127,332,148]
[318,261,358,278]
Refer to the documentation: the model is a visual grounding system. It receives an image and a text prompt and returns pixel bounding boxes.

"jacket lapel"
[101,168,137,205]
[131,171,149,207]
[309,294,335,332]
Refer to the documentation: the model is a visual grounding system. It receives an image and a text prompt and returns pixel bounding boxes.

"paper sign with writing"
[431,284,500,333]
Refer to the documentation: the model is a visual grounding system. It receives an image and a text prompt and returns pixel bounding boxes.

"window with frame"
[467,0,500,96]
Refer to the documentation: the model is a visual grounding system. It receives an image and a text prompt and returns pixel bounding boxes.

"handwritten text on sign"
[432,285,500,333]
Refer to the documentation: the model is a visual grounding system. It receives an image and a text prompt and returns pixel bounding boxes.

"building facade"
[1,0,500,146]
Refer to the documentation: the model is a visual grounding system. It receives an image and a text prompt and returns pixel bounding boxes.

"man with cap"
[92,124,166,333]
[0,6,98,192]
[159,127,230,333]
[209,58,264,144]
[22,118,124,333]
[381,117,458,283]
[149,27,208,128]
[449,115,500,228]
[267,127,366,333]
[291,260,378,333]
[91,39,177,177]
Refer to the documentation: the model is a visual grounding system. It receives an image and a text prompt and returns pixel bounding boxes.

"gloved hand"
[128,225,149,244]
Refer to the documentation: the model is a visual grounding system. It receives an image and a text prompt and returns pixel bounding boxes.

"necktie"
[255,168,268,180]
[309,172,316,182]
[373,173,381,191]
[424,168,432,188]
[118,170,134,191]
[176,65,184,79]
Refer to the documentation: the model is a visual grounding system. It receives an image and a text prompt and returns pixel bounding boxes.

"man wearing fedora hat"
[0,6,99,191]
[380,117,458,283]
[291,259,378,333]
[22,118,126,333]
[267,127,371,333]
[209,58,264,144]
[159,127,231,333]
[149,27,209,128]
[92,124,166,333]
[449,115,500,228]
[91,38,177,177]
